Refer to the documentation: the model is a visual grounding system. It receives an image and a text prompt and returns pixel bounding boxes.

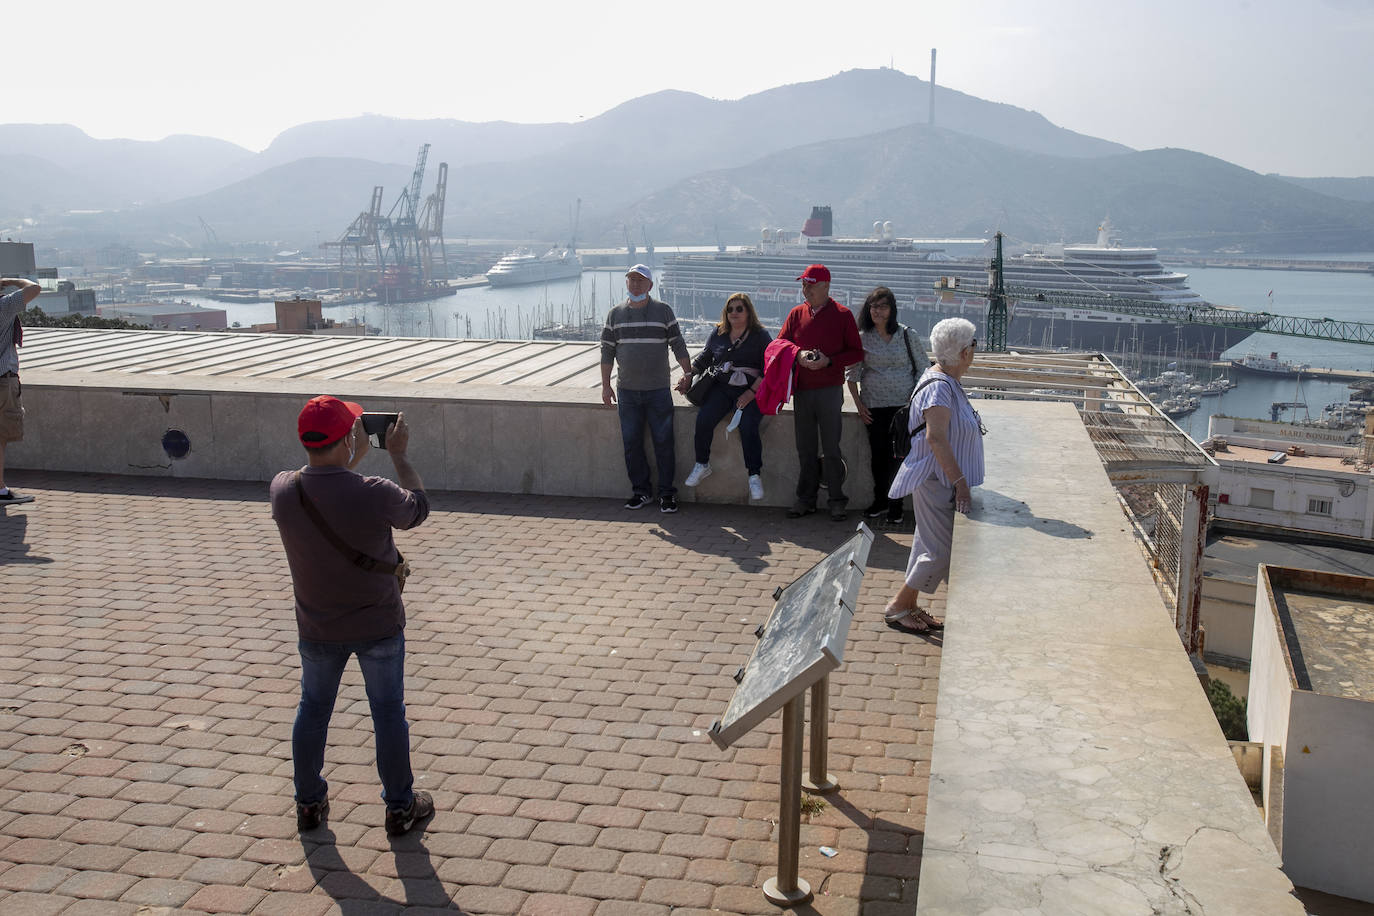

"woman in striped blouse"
[882,317,985,634]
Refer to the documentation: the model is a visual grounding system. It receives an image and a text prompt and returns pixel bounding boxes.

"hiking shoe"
[385,790,434,836]
[624,494,650,510]
[684,463,712,487]
[659,495,678,513]
[862,504,886,518]
[296,798,329,832]
[887,507,904,524]
[830,507,848,522]
[748,474,764,501]
[786,503,816,519]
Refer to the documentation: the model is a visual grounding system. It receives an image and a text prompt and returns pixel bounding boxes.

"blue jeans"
[618,386,677,498]
[694,383,762,474]
[293,632,414,811]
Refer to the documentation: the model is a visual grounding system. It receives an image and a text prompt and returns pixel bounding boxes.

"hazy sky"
[13,0,1372,177]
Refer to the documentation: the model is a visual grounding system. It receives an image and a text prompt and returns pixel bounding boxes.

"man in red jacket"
[778,264,864,521]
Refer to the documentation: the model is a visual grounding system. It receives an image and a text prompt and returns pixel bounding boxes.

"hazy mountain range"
[3,68,1371,255]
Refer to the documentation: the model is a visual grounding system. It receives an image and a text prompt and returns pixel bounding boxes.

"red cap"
[298,395,364,448]
[796,264,831,284]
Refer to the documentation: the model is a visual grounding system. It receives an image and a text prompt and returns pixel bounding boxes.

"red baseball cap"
[298,395,364,448]
[796,264,831,284]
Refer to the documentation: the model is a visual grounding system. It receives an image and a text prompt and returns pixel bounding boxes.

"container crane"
[416,162,449,286]
[321,186,385,294]
[377,144,430,302]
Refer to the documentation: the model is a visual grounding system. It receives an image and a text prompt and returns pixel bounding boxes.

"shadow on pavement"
[0,513,51,565]
[303,826,465,913]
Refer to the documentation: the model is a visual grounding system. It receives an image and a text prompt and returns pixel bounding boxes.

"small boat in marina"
[1229,350,1309,378]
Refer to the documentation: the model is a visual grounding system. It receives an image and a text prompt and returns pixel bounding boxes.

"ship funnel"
[762,228,773,242]
[883,220,894,240]
[803,205,833,238]
[873,221,883,238]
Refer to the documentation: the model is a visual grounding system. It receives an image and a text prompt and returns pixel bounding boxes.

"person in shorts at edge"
[0,276,42,503]
[778,264,864,521]
[600,263,693,513]
[269,396,434,835]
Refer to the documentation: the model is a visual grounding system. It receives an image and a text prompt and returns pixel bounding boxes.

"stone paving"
[0,471,941,915]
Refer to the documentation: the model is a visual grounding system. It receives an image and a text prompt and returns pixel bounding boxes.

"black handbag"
[685,365,726,406]
[686,332,749,406]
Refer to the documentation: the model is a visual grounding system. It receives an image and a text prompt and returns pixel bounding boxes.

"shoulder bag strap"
[901,328,918,376]
[292,471,399,575]
[908,374,953,436]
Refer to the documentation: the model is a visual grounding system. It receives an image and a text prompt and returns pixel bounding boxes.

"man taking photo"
[269,396,433,836]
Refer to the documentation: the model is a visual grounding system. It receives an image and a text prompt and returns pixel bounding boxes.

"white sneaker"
[748,474,764,501]
[685,463,712,487]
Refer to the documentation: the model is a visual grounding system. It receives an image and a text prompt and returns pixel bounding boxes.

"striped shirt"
[600,297,690,391]
[845,325,930,408]
[888,367,986,499]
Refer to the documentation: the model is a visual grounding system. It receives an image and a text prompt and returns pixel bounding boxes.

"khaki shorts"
[0,375,23,443]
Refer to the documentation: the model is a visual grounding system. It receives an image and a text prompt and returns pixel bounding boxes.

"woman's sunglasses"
[728,305,747,313]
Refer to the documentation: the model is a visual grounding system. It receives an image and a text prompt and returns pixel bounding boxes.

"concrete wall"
[7,373,882,509]
[1248,565,1374,903]
[1201,572,1259,662]
[1247,569,1294,835]
[1281,691,1374,901]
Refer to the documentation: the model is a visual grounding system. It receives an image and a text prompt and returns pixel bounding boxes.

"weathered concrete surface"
[916,400,1305,915]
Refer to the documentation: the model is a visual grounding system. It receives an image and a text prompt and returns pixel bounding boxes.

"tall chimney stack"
[929,48,937,126]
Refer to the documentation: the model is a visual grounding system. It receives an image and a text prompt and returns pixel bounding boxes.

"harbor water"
[176,258,1374,445]
[1168,264,1374,441]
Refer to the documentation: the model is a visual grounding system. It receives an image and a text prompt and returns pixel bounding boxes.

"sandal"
[884,606,930,634]
[914,610,944,631]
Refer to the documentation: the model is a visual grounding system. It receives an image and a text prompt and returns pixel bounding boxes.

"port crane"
[957,232,1374,352]
[322,144,450,301]
[322,186,385,295]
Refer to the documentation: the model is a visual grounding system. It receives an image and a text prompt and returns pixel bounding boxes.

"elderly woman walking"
[883,317,985,634]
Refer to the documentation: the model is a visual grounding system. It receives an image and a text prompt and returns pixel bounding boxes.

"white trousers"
[905,477,956,592]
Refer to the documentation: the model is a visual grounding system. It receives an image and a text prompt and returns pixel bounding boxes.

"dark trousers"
[293,633,414,811]
[793,385,846,508]
[866,405,904,513]
[693,383,763,474]
[617,386,676,498]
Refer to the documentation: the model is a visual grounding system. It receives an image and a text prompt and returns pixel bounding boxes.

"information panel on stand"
[710,527,873,750]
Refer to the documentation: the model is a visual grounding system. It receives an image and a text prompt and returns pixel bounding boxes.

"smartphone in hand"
[360,412,398,450]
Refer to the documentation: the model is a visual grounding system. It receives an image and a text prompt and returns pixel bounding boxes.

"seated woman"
[676,293,773,501]
[883,317,985,634]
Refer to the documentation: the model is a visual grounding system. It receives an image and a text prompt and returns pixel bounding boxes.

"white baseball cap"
[626,264,653,282]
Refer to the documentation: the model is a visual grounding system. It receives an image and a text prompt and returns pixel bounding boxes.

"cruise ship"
[660,207,1264,357]
[485,247,583,288]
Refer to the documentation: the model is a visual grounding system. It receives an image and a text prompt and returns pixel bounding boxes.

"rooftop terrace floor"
[0,471,936,915]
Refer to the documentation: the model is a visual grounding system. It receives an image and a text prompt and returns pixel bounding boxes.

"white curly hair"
[929,317,977,366]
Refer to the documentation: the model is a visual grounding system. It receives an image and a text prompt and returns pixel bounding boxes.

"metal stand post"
[802,675,837,794]
[763,695,813,907]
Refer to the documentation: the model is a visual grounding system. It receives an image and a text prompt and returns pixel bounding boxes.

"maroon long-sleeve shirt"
[778,299,864,391]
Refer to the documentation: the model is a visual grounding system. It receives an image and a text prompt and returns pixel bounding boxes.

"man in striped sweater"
[600,264,693,513]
